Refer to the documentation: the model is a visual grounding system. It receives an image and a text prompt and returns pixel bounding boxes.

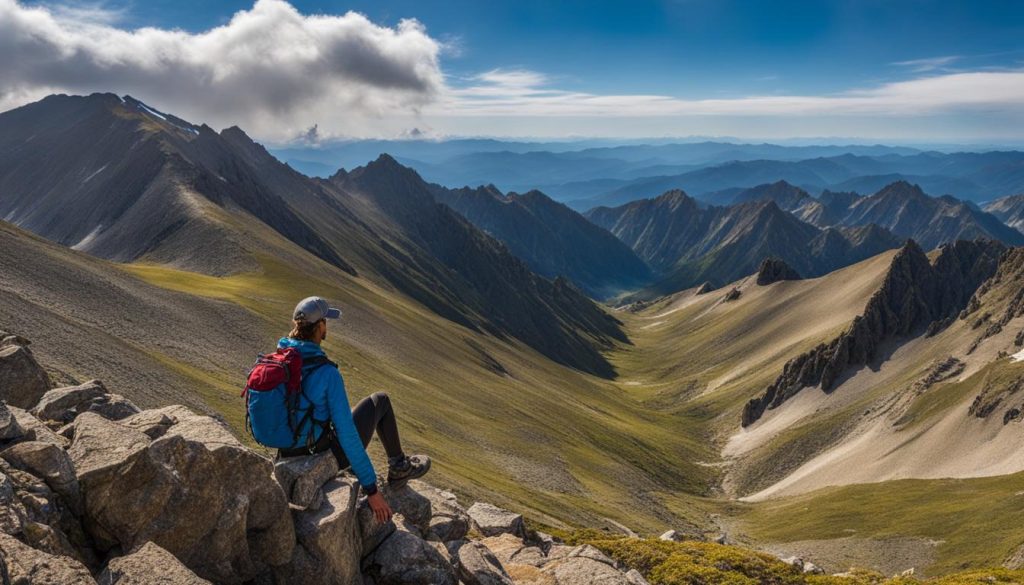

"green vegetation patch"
[556,531,1024,585]
[740,473,1024,575]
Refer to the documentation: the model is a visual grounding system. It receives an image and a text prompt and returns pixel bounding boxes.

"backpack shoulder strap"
[302,355,337,373]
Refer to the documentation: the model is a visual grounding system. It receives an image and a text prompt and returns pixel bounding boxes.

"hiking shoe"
[387,454,431,487]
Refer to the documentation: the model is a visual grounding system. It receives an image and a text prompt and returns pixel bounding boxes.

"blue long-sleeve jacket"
[277,337,378,491]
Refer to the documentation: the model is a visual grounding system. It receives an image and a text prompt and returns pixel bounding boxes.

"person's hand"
[367,491,392,524]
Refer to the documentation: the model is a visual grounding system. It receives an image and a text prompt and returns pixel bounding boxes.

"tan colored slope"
[611,250,897,421]
[733,269,1024,502]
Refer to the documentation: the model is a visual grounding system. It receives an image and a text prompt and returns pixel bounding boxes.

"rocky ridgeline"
[755,257,802,286]
[742,239,1005,426]
[0,331,653,585]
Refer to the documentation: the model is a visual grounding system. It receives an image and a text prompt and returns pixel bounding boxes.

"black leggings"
[279,392,404,468]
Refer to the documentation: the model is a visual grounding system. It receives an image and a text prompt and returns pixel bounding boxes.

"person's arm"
[323,368,379,494]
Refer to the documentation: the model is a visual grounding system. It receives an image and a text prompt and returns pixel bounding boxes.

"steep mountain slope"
[984,193,1024,232]
[324,156,626,376]
[0,93,344,276]
[587,190,902,294]
[430,185,652,298]
[0,93,623,377]
[742,239,1005,426]
[731,180,813,210]
[832,181,1024,249]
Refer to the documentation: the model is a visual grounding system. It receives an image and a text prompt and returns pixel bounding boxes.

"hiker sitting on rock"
[246,296,430,523]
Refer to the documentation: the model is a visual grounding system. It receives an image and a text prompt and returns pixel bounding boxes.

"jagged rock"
[99,541,212,585]
[86,395,141,422]
[68,410,294,584]
[32,380,108,423]
[67,413,151,484]
[0,343,50,409]
[659,530,683,542]
[803,561,824,574]
[543,554,629,585]
[0,531,95,584]
[780,556,805,571]
[0,460,88,562]
[0,403,25,442]
[756,257,802,285]
[0,441,80,512]
[118,406,192,439]
[357,496,398,557]
[481,533,546,568]
[568,544,616,567]
[382,482,433,534]
[694,282,713,295]
[273,451,339,509]
[276,476,361,585]
[625,568,650,585]
[449,539,514,585]
[363,518,458,585]
[409,480,470,542]
[723,288,742,302]
[743,239,1005,426]
[468,502,525,538]
[8,405,67,447]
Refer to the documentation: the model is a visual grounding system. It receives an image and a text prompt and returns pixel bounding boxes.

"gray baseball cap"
[292,296,342,324]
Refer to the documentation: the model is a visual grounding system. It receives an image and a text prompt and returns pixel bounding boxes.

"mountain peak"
[875,180,927,200]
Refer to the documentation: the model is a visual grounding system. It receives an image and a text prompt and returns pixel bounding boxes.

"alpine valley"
[5,92,1024,583]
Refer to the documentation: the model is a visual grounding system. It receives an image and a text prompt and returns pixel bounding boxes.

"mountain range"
[583,180,1024,296]
[276,139,1024,210]
[0,93,622,377]
[9,92,1024,576]
[430,185,652,298]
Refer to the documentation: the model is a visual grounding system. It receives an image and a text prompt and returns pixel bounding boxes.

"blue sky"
[5,0,1024,142]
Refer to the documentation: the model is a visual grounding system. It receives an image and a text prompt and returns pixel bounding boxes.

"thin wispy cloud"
[441,67,1024,118]
[891,55,962,72]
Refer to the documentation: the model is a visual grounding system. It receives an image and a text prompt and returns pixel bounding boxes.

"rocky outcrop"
[743,239,1005,426]
[0,532,96,584]
[468,502,526,538]
[69,410,295,583]
[98,542,212,585]
[756,257,802,285]
[0,332,51,409]
[32,381,140,424]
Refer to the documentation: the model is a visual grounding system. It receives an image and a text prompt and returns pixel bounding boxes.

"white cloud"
[891,55,961,72]
[0,1,1021,141]
[440,67,1024,119]
[0,0,444,140]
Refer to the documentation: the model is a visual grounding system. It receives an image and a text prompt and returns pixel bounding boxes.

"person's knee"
[371,391,391,407]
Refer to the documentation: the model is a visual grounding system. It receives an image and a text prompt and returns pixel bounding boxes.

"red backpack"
[242,348,333,450]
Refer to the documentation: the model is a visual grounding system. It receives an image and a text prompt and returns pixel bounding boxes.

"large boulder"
[0,402,25,442]
[0,441,80,512]
[32,380,108,423]
[467,502,525,538]
[273,451,339,510]
[363,518,458,585]
[0,343,50,409]
[7,405,66,447]
[0,532,96,584]
[381,482,432,534]
[274,476,362,585]
[68,410,295,584]
[482,534,546,568]
[99,541,212,585]
[543,556,629,585]
[448,539,514,585]
[409,480,470,542]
